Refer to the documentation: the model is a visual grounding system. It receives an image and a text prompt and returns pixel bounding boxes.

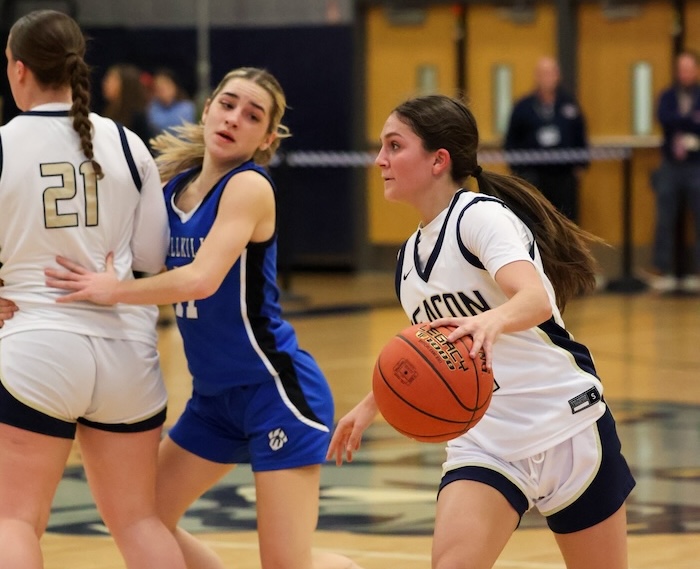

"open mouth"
[217,131,234,142]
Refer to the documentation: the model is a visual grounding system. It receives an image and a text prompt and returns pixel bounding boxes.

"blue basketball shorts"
[168,350,334,471]
[439,406,635,534]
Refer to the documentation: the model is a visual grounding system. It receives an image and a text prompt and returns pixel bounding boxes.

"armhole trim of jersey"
[115,121,143,192]
[395,241,407,302]
[214,161,276,235]
[538,317,598,378]
[0,133,3,178]
[456,196,537,269]
[455,196,500,270]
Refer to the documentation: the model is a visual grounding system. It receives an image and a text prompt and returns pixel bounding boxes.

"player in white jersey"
[328,95,635,569]
[0,10,186,569]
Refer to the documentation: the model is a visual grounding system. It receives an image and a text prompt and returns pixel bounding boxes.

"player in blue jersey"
[327,95,635,569]
[43,67,362,569]
[0,10,186,569]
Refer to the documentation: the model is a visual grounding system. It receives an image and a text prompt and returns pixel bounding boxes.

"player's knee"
[0,515,45,540]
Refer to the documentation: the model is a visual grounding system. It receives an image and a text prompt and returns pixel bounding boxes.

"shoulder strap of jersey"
[456,195,536,270]
[246,161,275,188]
[212,160,276,216]
[114,121,143,192]
[219,160,275,190]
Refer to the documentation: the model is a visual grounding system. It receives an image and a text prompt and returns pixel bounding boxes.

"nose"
[225,109,240,127]
[375,147,387,167]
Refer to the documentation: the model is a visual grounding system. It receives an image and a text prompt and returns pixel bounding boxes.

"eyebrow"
[221,91,268,114]
[380,131,404,141]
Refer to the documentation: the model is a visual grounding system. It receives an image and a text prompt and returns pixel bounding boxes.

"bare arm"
[45,170,275,306]
[326,391,379,466]
[431,260,552,370]
[130,133,170,274]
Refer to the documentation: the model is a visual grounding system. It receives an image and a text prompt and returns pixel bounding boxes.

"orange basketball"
[372,323,494,442]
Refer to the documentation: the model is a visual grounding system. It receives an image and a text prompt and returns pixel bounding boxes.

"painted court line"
[203,539,572,568]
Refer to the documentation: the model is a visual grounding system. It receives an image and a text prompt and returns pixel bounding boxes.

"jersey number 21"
[42,161,98,228]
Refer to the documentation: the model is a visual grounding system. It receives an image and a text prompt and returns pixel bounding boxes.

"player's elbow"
[186,264,231,300]
[535,293,553,323]
[176,258,226,300]
[187,276,221,300]
[539,304,553,323]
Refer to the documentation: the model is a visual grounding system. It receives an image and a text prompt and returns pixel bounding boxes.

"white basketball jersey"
[396,189,605,461]
[0,103,168,343]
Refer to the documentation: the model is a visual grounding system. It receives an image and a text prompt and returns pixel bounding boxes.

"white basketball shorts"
[0,330,168,438]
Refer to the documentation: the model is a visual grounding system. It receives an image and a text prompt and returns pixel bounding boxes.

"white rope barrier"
[270,147,632,168]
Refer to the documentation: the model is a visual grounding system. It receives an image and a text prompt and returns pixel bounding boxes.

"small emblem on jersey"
[402,267,414,280]
[268,428,288,451]
[568,387,601,414]
[393,358,418,385]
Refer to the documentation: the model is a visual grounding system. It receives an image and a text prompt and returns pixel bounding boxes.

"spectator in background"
[147,68,196,136]
[504,56,589,223]
[648,50,700,294]
[102,63,153,145]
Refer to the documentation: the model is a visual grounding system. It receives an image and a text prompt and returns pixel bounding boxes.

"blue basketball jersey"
[164,160,300,396]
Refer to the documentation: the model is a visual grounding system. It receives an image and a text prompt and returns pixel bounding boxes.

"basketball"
[372,323,494,442]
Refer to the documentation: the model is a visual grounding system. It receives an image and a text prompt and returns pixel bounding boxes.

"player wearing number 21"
[0,10,187,569]
[327,95,635,569]
[43,66,362,569]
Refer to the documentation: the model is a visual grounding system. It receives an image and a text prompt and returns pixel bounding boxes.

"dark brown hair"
[393,94,604,311]
[9,10,103,178]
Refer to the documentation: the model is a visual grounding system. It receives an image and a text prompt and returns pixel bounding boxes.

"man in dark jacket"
[504,57,589,222]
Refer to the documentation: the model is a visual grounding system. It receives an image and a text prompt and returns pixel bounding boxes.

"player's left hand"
[45,253,120,305]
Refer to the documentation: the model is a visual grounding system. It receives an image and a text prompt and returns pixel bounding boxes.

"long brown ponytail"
[9,10,103,178]
[393,95,605,311]
[473,169,604,311]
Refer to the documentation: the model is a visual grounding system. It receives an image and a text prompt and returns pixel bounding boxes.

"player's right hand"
[326,391,378,466]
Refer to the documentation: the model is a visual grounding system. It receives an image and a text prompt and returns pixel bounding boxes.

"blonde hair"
[151,67,290,181]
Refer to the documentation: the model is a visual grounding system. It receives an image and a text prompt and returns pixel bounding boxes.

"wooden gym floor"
[43,271,700,568]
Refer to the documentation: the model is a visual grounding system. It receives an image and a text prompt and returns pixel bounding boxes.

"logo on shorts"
[268,428,288,451]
